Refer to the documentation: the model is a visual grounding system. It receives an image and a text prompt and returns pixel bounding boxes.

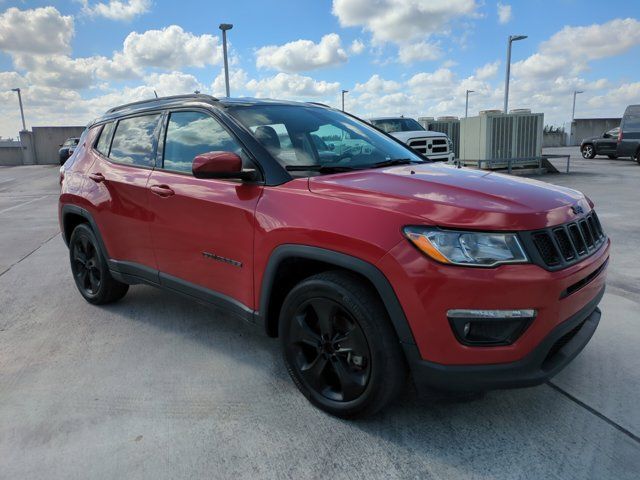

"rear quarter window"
[95,122,115,156]
[109,114,161,167]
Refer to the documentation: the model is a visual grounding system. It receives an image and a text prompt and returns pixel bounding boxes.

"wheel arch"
[61,205,110,259]
[258,244,416,345]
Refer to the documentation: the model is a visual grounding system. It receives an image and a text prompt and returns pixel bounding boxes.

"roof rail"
[106,93,219,114]
[306,102,332,109]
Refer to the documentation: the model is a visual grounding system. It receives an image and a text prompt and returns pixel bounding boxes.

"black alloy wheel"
[280,271,406,418]
[287,297,371,402]
[72,234,101,296]
[68,223,129,304]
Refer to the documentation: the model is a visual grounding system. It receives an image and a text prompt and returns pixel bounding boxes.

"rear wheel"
[279,271,406,418]
[69,223,128,304]
[581,144,596,159]
[634,148,640,164]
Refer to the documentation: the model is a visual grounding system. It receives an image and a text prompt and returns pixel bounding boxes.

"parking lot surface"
[1,149,638,479]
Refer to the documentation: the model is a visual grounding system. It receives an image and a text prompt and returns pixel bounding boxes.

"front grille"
[520,210,606,270]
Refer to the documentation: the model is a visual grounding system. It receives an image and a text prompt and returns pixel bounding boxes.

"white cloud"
[350,39,365,54]
[332,0,478,43]
[513,18,640,79]
[497,3,512,24]
[83,0,151,21]
[475,60,500,80]
[0,6,73,55]
[398,41,442,64]
[145,72,205,97]
[255,34,348,73]
[354,74,401,94]
[0,71,27,91]
[588,82,640,110]
[246,73,340,99]
[211,68,249,97]
[122,25,222,69]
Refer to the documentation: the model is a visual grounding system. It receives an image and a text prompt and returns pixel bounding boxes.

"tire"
[634,148,640,165]
[69,223,129,305]
[607,155,617,159]
[279,271,406,418]
[581,144,596,159]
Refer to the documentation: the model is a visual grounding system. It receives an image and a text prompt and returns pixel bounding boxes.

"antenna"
[153,90,159,99]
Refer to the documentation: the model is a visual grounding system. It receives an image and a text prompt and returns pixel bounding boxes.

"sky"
[1,0,639,139]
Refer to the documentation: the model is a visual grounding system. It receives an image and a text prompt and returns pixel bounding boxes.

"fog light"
[447,309,536,346]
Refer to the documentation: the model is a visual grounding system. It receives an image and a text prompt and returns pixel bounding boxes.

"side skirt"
[109,259,257,326]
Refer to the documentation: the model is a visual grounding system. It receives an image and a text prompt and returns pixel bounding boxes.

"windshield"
[370,118,425,133]
[228,105,424,176]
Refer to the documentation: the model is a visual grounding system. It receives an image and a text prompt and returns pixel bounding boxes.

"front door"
[146,110,262,311]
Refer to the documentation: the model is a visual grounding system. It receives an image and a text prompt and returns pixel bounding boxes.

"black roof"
[91,94,331,125]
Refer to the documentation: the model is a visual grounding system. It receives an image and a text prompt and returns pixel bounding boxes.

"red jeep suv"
[59,95,609,417]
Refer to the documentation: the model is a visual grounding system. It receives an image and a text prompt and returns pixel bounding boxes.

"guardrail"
[454,154,571,174]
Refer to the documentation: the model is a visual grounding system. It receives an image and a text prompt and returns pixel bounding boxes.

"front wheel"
[279,271,406,418]
[581,144,596,159]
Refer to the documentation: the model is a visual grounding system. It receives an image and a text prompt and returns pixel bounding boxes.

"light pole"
[571,90,584,146]
[219,23,233,97]
[341,89,348,112]
[11,88,27,131]
[503,34,527,114]
[465,89,475,118]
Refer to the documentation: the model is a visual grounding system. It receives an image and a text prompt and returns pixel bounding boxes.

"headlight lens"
[403,227,528,267]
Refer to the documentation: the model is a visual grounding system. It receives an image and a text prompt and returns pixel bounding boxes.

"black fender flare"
[258,244,417,345]
[61,204,110,257]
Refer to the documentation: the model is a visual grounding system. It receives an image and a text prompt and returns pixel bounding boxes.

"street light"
[465,90,475,118]
[219,23,233,97]
[571,90,584,146]
[571,90,584,122]
[341,89,348,112]
[11,88,27,131]
[503,34,527,113]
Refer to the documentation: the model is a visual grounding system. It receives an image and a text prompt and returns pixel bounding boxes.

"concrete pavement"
[0,153,638,479]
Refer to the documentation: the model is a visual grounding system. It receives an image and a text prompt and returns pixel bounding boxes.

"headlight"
[403,226,528,267]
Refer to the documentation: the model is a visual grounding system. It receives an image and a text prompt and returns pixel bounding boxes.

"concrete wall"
[543,131,567,147]
[32,126,85,165]
[570,118,621,146]
[0,145,23,166]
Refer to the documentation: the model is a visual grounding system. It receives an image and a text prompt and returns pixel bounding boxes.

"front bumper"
[404,286,603,392]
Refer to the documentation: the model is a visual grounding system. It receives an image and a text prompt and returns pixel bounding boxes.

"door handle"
[149,184,175,197]
[88,172,105,183]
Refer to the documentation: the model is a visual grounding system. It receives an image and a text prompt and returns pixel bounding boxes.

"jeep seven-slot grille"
[521,211,606,270]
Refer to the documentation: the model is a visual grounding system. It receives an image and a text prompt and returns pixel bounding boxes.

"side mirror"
[192,151,257,181]
[602,132,609,138]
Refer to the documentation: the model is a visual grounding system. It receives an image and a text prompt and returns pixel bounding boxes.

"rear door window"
[109,114,161,167]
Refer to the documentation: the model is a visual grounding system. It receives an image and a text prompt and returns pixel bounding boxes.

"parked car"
[580,127,619,159]
[58,137,79,165]
[369,117,454,162]
[59,95,609,418]
[617,104,640,164]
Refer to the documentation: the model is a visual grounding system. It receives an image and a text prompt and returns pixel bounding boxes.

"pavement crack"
[0,232,61,278]
[546,380,639,444]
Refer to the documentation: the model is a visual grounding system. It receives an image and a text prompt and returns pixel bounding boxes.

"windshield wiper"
[370,158,422,168]
[285,164,359,173]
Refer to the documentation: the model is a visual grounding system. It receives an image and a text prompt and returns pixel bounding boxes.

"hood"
[390,131,447,143]
[308,163,590,231]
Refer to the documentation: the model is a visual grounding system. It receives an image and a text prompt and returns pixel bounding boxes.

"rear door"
[147,109,262,311]
[86,114,161,274]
